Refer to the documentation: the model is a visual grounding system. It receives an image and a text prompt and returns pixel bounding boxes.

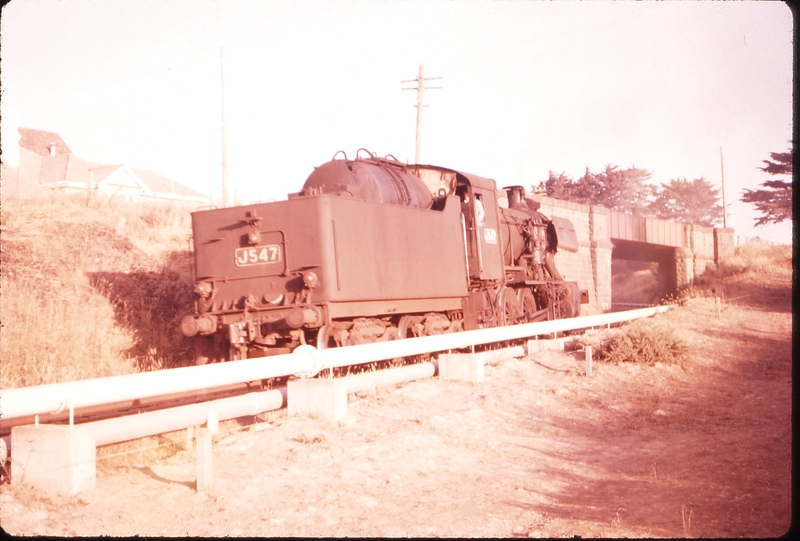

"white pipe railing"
[90,388,286,447]
[88,362,442,449]
[0,343,544,459]
[0,361,444,460]
[0,306,670,421]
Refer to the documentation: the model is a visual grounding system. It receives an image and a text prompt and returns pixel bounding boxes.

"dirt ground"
[0,295,792,538]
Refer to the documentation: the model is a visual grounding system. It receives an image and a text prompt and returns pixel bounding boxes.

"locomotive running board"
[325,298,463,319]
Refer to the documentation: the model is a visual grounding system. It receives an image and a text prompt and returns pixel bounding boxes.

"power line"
[401,63,442,164]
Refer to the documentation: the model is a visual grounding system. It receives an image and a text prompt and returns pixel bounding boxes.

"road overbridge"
[531,195,735,311]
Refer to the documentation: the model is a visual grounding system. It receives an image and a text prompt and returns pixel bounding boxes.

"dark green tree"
[648,177,724,227]
[741,148,793,225]
[543,171,579,201]
[577,164,654,214]
[544,164,655,214]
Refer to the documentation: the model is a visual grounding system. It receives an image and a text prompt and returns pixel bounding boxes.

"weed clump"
[591,320,686,366]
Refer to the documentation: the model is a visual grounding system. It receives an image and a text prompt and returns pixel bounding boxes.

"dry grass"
[1,192,198,388]
[684,240,793,301]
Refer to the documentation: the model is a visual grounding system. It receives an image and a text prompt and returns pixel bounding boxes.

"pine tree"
[541,164,654,213]
[648,177,724,227]
[544,171,578,200]
[741,148,793,226]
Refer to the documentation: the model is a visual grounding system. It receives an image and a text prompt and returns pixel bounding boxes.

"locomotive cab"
[454,178,504,283]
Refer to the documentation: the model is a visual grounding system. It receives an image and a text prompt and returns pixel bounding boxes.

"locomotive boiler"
[181,150,588,364]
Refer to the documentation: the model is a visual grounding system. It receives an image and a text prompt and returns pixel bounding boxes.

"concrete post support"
[196,427,212,493]
[438,354,484,384]
[287,377,348,421]
[714,227,735,263]
[11,424,96,497]
[585,346,593,377]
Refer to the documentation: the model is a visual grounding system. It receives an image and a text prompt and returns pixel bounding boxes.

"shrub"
[592,320,686,366]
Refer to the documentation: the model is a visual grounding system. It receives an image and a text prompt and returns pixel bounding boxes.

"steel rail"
[0,306,670,422]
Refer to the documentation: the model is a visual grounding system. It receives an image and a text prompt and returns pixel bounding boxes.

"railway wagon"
[181,150,587,364]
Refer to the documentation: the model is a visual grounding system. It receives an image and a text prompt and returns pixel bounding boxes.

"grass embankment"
[1,192,197,389]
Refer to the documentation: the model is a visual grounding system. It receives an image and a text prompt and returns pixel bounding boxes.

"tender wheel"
[517,288,537,323]
[316,325,336,349]
[398,315,423,338]
[498,287,521,326]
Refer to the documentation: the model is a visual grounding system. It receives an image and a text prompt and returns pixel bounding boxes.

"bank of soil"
[0,296,791,537]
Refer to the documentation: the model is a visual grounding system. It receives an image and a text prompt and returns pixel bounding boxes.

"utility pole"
[401,63,442,164]
[720,147,727,228]
[220,46,230,207]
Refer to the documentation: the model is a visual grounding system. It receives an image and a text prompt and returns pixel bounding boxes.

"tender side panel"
[190,195,468,313]
[320,195,468,302]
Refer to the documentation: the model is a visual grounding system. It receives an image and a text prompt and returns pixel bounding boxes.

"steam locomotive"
[181,150,588,364]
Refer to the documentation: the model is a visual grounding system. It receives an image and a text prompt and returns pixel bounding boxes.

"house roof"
[90,164,126,183]
[18,127,72,156]
[37,154,106,184]
[131,167,207,198]
[18,127,208,200]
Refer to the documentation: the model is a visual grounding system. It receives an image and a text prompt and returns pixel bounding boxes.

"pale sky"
[1,0,793,243]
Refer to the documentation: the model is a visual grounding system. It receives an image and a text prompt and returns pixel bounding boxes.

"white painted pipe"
[341,362,438,395]
[84,345,530,450]
[0,335,611,459]
[0,307,669,420]
[4,362,441,455]
[472,346,527,365]
[88,388,286,447]
[0,350,314,420]
[304,305,670,371]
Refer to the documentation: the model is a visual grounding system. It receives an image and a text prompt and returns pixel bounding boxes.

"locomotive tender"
[181,150,588,364]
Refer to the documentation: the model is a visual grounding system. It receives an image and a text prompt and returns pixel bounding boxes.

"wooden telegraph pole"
[401,63,442,164]
[220,46,230,208]
[720,147,727,228]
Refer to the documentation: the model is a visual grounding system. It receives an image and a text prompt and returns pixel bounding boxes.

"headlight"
[303,271,319,289]
[247,230,262,245]
[194,281,212,298]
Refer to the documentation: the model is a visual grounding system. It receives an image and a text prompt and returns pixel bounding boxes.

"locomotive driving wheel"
[498,287,521,326]
[517,288,537,323]
[559,284,577,319]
